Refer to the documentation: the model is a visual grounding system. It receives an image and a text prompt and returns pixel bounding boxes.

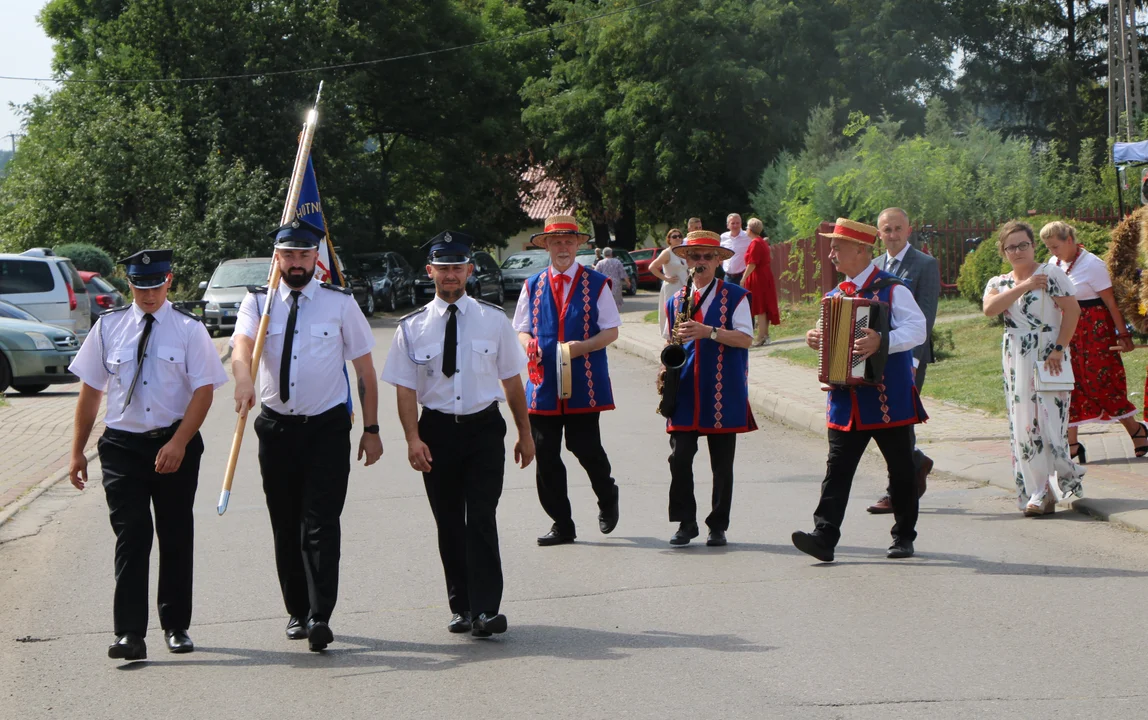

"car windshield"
[211,262,270,288]
[0,299,38,321]
[87,276,118,293]
[501,253,549,270]
[629,249,656,260]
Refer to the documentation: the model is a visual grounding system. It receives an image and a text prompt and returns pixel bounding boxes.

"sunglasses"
[687,252,717,261]
[669,234,682,239]
[1002,241,1033,254]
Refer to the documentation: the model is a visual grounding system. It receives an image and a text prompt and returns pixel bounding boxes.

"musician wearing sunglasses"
[661,231,756,547]
[792,218,927,563]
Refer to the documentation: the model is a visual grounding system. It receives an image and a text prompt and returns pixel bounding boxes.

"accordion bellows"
[818,296,890,386]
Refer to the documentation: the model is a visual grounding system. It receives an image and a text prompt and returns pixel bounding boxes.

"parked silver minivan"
[0,250,92,339]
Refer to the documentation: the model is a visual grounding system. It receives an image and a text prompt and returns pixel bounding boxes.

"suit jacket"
[876,244,940,365]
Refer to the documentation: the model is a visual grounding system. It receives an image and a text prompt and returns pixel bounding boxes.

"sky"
[0,0,56,147]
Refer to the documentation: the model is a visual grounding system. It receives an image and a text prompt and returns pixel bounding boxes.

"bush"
[955,214,1111,305]
[54,242,115,277]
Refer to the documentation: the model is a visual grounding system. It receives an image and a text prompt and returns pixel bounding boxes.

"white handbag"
[1033,265,1076,393]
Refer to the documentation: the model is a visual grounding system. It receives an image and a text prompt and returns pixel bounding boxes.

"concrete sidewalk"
[614,309,1148,534]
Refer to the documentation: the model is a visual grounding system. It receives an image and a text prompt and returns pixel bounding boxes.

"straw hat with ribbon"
[822,217,879,246]
[671,230,735,260]
[530,215,592,248]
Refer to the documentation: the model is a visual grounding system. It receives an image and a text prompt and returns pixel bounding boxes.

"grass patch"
[771,316,1148,416]
[936,296,980,317]
[644,310,659,324]
[0,393,7,408]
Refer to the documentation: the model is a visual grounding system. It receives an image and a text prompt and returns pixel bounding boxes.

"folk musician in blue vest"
[662,230,756,548]
[792,218,927,563]
[513,215,622,547]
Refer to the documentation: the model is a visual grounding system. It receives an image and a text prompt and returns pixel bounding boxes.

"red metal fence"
[769,209,1122,301]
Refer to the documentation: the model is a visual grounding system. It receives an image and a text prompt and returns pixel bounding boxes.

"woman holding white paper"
[983,220,1083,516]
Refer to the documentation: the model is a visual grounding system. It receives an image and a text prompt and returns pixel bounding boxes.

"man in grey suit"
[867,207,939,514]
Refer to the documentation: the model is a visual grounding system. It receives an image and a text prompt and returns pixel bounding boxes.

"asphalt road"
[3,317,1148,719]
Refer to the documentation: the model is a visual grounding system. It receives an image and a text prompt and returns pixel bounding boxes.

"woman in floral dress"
[983,221,1084,516]
[1040,221,1147,463]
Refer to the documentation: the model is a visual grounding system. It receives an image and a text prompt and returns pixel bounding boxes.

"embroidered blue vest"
[665,280,756,434]
[525,265,615,415]
[825,270,927,431]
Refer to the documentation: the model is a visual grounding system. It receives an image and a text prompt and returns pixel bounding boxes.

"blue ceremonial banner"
[295,156,355,417]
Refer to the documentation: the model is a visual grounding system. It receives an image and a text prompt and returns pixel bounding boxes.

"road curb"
[613,330,1148,534]
[0,447,97,528]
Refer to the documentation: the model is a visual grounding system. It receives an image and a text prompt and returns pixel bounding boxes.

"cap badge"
[444,232,452,243]
[141,254,151,265]
[291,220,300,229]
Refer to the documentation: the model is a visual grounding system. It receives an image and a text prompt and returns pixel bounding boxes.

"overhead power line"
[0,0,667,86]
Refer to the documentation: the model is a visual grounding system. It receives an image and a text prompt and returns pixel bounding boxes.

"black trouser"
[668,431,736,532]
[420,405,507,616]
[254,405,351,624]
[816,425,919,547]
[885,362,929,494]
[530,412,618,536]
[98,424,203,637]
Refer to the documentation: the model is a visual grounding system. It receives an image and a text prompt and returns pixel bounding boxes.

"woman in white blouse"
[1040,221,1147,462]
[649,228,690,335]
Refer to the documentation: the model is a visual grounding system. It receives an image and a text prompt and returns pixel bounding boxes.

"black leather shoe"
[598,502,620,534]
[107,632,147,661]
[285,616,308,640]
[791,530,835,562]
[669,521,699,546]
[448,612,472,634]
[706,529,727,547]
[307,620,334,651]
[471,613,508,638]
[164,629,194,654]
[887,540,915,559]
[537,525,576,546]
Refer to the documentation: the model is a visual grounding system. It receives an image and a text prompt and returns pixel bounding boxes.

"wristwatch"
[709,326,719,341]
[1053,344,1064,353]
[363,425,380,434]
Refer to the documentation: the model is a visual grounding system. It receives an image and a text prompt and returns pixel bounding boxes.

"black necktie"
[123,313,155,410]
[280,290,301,401]
[442,304,458,377]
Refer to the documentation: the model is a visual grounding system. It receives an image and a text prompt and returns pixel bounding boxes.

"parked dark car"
[500,250,551,297]
[78,270,127,325]
[627,248,661,288]
[413,250,505,305]
[354,252,419,312]
[577,248,639,296]
[332,252,373,316]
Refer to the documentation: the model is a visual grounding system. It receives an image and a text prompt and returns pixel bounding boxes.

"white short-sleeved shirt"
[232,279,376,417]
[660,278,754,340]
[512,260,622,333]
[382,293,527,415]
[721,231,753,274]
[1053,248,1110,301]
[69,301,228,433]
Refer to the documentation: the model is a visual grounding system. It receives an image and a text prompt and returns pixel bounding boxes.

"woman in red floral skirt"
[1041,221,1148,462]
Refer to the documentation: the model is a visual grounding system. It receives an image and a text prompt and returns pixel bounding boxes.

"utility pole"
[2,133,16,154]
[1110,0,1143,141]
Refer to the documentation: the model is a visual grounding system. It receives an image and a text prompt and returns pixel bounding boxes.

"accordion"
[817,296,891,386]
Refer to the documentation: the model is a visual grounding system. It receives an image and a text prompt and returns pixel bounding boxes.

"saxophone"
[656,268,696,418]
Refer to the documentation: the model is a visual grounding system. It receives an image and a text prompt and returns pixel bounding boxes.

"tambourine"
[527,338,543,385]
[556,342,573,399]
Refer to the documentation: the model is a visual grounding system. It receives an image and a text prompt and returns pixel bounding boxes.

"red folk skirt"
[1070,300,1137,426]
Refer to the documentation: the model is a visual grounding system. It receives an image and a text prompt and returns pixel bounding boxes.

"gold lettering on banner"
[296,201,322,217]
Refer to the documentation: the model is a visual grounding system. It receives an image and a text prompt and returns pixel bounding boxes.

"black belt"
[1078,297,1106,308]
[105,420,182,441]
[423,402,500,424]
[260,404,346,424]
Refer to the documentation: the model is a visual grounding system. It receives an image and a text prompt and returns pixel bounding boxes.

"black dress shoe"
[598,502,620,534]
[791,530,835,562]
[307,620,334,652]
[285,616,308,640]
[669,521,699,546]
[164,629,194,654]
[471,613,508,638]
[448,612,472,634]
[887,540,914,559]
[107,632,147,661]
[706,529,727,547]
[537,525,576,546]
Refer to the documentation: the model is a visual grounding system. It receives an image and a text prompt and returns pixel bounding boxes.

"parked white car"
[0,249,91,339]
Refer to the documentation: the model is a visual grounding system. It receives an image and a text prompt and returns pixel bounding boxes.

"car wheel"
[13,383,49,395]
[408,285,418,307]
[386,287,397,311]
[0,354,10,393]
[364,292,375,316]
[497,285,505,305]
